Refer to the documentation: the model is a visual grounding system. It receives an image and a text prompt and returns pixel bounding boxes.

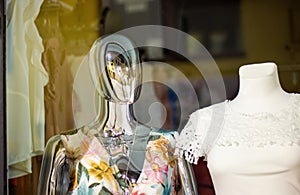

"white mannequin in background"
[229,62,290,113]
[176,62,300,195]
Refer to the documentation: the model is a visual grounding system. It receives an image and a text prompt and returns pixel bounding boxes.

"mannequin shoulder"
[189,101,226,121]
[176,102,226,164]
[149,128,178,144]
[179,101,226,140]
[43,135,63,158]
[43,126,94,158]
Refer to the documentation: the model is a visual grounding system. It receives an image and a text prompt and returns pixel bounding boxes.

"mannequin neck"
[230,63,290,113]
[103,101,136,137]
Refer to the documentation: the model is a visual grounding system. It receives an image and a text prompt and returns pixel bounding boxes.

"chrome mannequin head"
[89,34,142,104]
[89,34,142,139]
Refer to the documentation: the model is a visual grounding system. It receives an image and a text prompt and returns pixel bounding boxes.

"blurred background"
[5,0,300,194]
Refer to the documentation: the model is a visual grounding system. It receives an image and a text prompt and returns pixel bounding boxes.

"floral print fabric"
[133,131,178,195]
[54,129,178,195]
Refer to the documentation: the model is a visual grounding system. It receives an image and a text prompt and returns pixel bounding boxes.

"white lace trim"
[175,110,203,164]
[176,102,225,164]
[176,93,300,164]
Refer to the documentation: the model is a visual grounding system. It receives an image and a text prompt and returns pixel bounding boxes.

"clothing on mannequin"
[176,62,300,195]
[38,34,197,194]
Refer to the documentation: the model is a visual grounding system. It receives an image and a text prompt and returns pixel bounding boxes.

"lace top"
[176,93,300,195]
[176,93,300,162]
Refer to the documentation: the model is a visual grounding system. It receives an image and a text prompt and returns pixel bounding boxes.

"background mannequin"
[176,62,300,195]
[38,34,197,194]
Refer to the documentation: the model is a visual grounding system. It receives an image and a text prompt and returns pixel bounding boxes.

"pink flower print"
[144,155,168,184]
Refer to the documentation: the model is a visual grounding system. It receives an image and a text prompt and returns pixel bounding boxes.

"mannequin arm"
[37,135,62,195]
[178,157,199,195]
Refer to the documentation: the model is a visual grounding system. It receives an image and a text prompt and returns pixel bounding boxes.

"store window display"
[176,62,300,195]
[38,34,197,194]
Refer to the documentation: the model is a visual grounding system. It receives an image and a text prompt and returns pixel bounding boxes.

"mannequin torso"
[176,62,300,195]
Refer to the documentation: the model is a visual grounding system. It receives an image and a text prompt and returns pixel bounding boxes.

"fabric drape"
[6,0,48,178]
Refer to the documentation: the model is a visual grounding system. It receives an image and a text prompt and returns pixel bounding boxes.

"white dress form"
[176,62,300,195]
[209,62,300,195]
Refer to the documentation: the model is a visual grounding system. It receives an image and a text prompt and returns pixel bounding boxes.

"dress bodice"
[38,125,179,195]
[176,93,300,195]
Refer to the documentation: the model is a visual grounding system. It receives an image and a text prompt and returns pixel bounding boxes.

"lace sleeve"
[176,102,226,164]
[175,109,208,164]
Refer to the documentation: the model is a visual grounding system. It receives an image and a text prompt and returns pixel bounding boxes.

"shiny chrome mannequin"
[38,34,197,194]
[89,34,198,194]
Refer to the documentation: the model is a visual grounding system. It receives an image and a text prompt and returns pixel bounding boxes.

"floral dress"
[38,126,179,195]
